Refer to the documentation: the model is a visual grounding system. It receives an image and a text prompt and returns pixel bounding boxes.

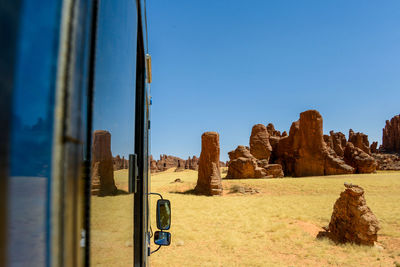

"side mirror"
[156,199,171,230]
[154,231,171,246]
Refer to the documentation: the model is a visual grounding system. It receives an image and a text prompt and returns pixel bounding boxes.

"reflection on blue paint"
[8,0,62,266]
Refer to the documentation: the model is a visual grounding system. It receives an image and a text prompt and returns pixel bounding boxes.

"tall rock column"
[194,132,223,196]
[92,130,117,196]
[382,115,400,153]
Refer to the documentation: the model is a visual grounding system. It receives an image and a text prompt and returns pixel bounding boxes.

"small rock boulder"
[327,183,380,246]
[194,132,223,196]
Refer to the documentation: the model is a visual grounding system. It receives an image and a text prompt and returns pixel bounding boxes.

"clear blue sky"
[93,1,400,162]
[148,0,400,161]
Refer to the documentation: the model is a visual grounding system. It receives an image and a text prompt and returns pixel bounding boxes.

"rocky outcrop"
[185,156,199,170]
[267,123,284,163]
[156,155,185,171]
[91,130,117,196]
[113,155,128,171]
[326,183,380,246]
[344,143,377,173]
[266,123,281,137]
[382,115,400,153]
[227,146,284,178]
[194,132,223,196]
[249,124,272,160]
[330,131,347,157]
[150,155,158,173]
[348,129,370,154]
[372,153,400,170]
[227,146,265,179]
[323,135,333,149]
[174,158,186,172]
[257,161,284,178]
[275,110,354,177]
[370,142,378,154]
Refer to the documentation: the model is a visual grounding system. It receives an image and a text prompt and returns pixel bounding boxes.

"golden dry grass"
[92,169,400,267]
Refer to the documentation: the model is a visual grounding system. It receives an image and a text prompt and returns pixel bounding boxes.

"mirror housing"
[154,231,171,246]
[156,199,171,230]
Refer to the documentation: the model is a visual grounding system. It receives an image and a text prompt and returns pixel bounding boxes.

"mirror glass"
[156,199,171,230]
[154,231,171,246]
[90,0,137,265]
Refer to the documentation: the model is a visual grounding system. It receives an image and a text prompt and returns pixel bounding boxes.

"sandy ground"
[92,169,400,266]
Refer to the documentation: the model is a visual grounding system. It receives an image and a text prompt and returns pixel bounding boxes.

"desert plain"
[91,168,400,267]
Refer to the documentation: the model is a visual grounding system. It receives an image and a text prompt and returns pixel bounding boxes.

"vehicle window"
[7,0,62,266]
[90,0,137,265]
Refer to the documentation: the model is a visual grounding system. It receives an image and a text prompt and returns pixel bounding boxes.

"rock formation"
[249,124,272,160]
[91,130,117,196]
[227,145,284,179]
[329,131,347,157]
[275,110,354,177]
[348,129,370,154]
[156,155,185,171]
[227,146,267,179]
[185,156,199,170]
[150,155,158,173]
[382,115,400,153]
[370,142,378,154]
[327,183,380,246]
[266,123,281,137]
[113,155,128,171]
[174,159,186,172]
[267,123,284,163]
[194,132,223,196]
[344,143,377,173]
[372,153,400,170]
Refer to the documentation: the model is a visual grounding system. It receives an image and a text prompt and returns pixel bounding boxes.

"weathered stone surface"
[92,130,117,196]
[370,142,378,154]
[227,146,266,179]
[344,143,377,173]
[150,155,158,173]
[263,163,284,178]
[184,156,199,171]
[250,124,272,160]
[113,155,128,171]
[266,123,281,137]
[330,131,347,157]
[324,135,333,149]
[372,153,400,170]
[174,158,186,172]
[154,155,186,172]
[194,132,223,196]
[227,145,284,179]
[382,115,400,153]
[348,129,370,154]
[327,184,380,246]
[275,110,354,177]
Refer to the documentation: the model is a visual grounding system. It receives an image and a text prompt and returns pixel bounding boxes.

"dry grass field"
[92,169,400,267]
